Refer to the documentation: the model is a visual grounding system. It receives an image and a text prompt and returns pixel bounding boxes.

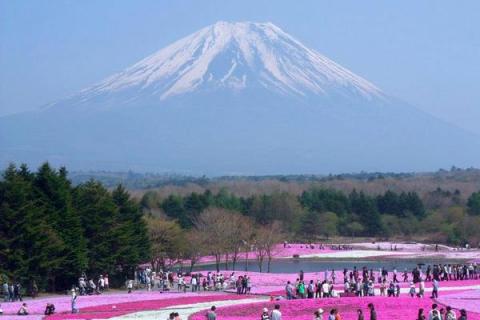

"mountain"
[1,21,479,174]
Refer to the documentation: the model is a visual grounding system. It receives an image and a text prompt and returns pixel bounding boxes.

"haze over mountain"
[1,21,479,174]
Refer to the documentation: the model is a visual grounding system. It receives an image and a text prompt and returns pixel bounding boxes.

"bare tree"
[226,215,255,271]
[194,208,232,272]
[255,221,283,273]
[145,217,185,272]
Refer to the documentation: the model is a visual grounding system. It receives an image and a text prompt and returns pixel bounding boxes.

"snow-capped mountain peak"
[57,21,384,109]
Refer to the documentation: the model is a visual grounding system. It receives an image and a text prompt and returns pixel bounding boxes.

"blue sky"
[1,0,479,134]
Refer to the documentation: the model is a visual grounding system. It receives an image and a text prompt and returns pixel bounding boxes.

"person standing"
[308,280,315,299]
[298,281,305,299]
[2,282,9,302]
[270,304,282,320]
[458,309,467,320]
[127,279,133,294]
[431,279,439,299]
[191,275,197,292]
[261,307,270,320]
[71,287,78,314]
[428,304,440,320]
[31,281,38,299]
[283,281,292,300]
[334,309,341,320]
[417,308,426,320]
[98,275,105,293]
[445,306,456,320]
[368,303,377,320]
[206,306,217,320]
[14,283,22,301]
[322,281,329,298]
[328,309,335,320]
[357,309,365,320]
[104,274,109,291]
[315,279,322,298]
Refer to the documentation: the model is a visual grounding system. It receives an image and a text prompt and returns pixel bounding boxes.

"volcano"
[1,21,479,174]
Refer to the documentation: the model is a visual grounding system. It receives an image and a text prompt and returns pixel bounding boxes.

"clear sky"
[1,0,479,134]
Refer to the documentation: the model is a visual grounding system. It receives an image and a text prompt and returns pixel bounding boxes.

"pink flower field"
[0,291,230,320]
[45,294,249,320]
[191,295,480,320]
[437,289,480,314]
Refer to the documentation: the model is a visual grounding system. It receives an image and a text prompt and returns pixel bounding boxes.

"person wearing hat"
[409,282,416,297]
[261,307,270,320]
[314,308,324,320]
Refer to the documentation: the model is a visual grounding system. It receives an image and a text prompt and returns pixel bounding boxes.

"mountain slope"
[1,21,479,174]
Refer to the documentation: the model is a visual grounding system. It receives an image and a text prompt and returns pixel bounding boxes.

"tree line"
[144,185,480,245]
[0,163,150,292]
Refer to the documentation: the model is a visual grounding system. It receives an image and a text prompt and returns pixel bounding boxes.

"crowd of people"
[2,282,26,302]
[285,242,354,251]
[254,303,469,320]
[283,262,478,301]
[77,273,109,295]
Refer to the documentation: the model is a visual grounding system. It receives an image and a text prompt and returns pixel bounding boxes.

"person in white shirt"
[428,304,440,320]
[270,304,282,320]
[322,281,329,298]
[191,276,198,292]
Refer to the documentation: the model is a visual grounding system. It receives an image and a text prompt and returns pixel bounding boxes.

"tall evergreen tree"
[33,163,88,289]
[112,185,151,278]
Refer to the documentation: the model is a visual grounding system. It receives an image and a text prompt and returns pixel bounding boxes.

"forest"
[2,163,480,291]
[0,163,150,291]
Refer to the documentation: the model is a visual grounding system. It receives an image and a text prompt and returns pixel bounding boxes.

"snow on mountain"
[2,21,480,174]
[44,21,384,111]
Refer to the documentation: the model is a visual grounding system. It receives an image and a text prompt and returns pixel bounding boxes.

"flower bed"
[436,289,480,314]
[190,295,480,320]
[0,291,220,320]
[46,294,249,320]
